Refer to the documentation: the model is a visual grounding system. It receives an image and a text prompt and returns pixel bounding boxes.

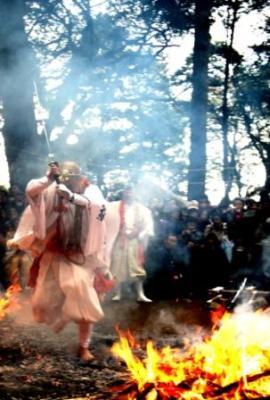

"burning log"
[204,369,270,398]
[111,381,138,397]
[136,382,156,399]
[110,372,270,400]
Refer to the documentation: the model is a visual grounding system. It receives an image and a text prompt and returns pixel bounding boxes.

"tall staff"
[33,81,60,182]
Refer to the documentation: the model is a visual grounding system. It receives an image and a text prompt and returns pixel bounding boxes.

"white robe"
[108,201,154,283]
[9,178,107,325]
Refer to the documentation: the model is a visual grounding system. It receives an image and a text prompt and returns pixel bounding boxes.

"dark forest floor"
[0,293,211,400]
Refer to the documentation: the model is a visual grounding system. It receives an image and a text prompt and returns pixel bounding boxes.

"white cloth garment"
[9,177,108,326]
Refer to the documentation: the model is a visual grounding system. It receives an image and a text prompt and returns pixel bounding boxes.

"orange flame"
[0,284,21,320]
[112,309,270,399]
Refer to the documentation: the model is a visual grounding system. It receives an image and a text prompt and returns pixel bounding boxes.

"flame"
[111,309,270,399]
[0,284,21,319]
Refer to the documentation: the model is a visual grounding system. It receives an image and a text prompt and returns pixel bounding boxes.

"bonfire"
[111,308,270,399]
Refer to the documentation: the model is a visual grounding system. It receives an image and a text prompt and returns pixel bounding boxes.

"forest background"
[0,0,269,205]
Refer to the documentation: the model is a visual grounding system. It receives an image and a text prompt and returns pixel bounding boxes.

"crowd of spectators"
[1,183,270,303]
[145,194,270,301]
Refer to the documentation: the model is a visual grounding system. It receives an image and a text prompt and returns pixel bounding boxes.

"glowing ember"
[111,308,270,399]
[0,284,21,319]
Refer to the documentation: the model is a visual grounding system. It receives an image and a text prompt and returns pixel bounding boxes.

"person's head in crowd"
[211,213,226,231]
[181,219,202,247]
[184,219,197,233]
[187,200,199,220]
[8,207,19,223]
[164,234,178,249]
[232,197,244,212]
[198,195,211,210]
[245,198,258,210]
[199,209,210,221]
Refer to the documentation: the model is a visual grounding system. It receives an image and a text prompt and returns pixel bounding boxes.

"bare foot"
[78,346,95,362]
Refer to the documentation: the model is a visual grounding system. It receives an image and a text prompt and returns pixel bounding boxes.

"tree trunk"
[187,0,212,200]
[222,0,239,202]
[0,0,39,186]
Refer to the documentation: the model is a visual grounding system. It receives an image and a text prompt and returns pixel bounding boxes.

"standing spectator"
[224,198,249,285]
[180,219,203,298]
[198,233,230,295]
[205,213,233,263]
[109,186,154,302]
[160,234,189,300]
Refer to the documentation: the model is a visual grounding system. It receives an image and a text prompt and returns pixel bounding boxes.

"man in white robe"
[8,161,109,361]
[108,186,154,302]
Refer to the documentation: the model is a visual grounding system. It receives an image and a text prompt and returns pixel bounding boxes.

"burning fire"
[111,309,270,399]
[0,284,21,320]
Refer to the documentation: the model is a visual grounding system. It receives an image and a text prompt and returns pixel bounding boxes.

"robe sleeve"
[8,177,54,250]
[81,186,107,264]
[84,184,106,203]
[26,176,55,240]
